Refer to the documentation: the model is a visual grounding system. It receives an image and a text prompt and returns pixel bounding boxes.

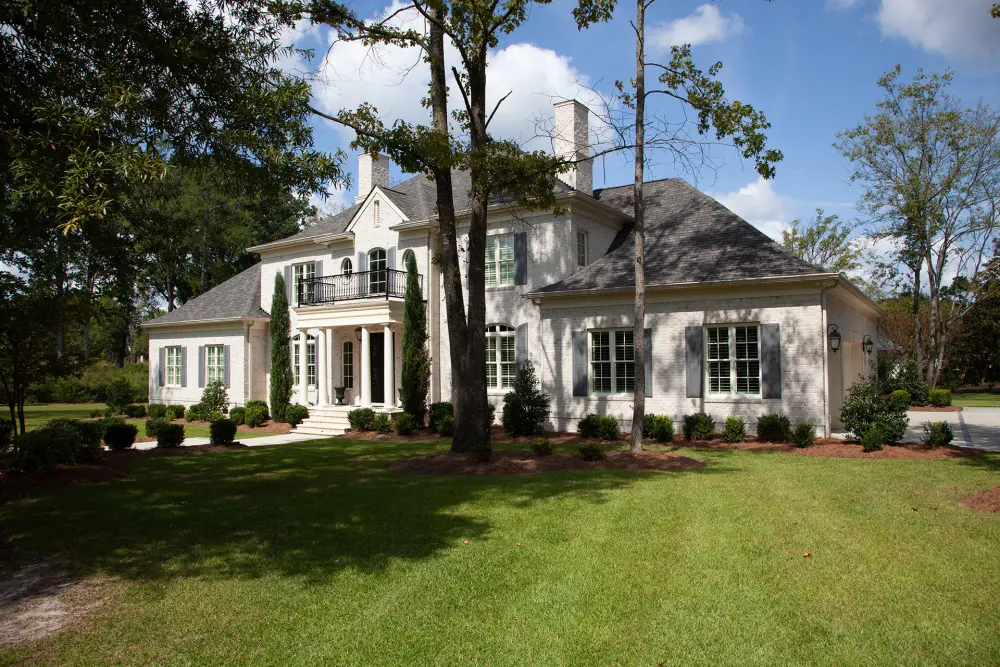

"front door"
[370,332,384,403]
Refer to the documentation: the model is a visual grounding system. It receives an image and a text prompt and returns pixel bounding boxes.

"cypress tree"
[269,273,294,422]
[400,253,431,425]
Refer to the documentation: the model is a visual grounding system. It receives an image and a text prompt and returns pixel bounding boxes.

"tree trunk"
[83,320,90,361]
[630,0,646,455]
[911,262,922,374]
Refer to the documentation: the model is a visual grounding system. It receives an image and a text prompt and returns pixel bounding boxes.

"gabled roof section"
[143,263,269,328]
[534,178,826,294]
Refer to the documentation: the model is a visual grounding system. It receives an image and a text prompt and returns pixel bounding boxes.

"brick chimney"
[355,152,389,203]
[553,100,592,196]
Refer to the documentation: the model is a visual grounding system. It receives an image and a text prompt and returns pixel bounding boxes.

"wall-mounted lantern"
[863,335,874,356]
[828,324,842,353]
[354,326,363,342]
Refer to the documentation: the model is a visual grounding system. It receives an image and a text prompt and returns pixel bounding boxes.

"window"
[342,341,354,389]
[590,329,634,394]
[486,325,516,391]
[373,200,381,227]
[341,258,353,276]
[205,345,224,385]
[485,236,515,287]
[705,325,761,396]
[165,346,182,386]
[369,248,386,293]
[576,231,588,267]
[291,334,317,386]
[293,261,316,305]
[401,249,415,270]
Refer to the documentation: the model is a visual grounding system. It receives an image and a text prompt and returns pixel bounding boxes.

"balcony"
[298,269,420,306]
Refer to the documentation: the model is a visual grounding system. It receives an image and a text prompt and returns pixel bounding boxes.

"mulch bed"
[132,419,290,443]
[958,486,1000,513]
[682,437,980,460]
[388,449,705,476]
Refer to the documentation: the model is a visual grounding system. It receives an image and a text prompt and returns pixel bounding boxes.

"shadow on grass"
[956,452,1000,473]
[2,439,707,585]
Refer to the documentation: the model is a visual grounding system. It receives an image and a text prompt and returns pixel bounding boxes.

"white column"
[383,323,394,407]
[316,328,327,407]
[298,329,309,405]
[360,326,371,407]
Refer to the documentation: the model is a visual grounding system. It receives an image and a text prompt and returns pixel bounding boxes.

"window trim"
[293,261,316,305]
[576,230,588,267]
[485,324,516,393]
[341,258,353,276]
[205,344,224,386]
[368,247,387,292]
[342,340,354,389]
[401,248,415,270]
[588,329,635,395]
[292,334,317,387]
[485,235,515,288]
[703,323,762,398]
[165,346,182,387]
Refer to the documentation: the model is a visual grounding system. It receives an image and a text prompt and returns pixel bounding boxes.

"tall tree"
[400,253,431,425]
[781,209,865,274]
[269,274,294,421]
[835,66,1000,386]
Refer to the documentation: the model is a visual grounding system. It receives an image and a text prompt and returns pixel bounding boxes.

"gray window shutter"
[644,328,653,397]
[514,232,528,285]
[283,265,293,302]
[180,346,188,388]
[315,259,323,278]
[158,347,165,387]
[223,344,231,388]
[685,326,703,398]
[572,330,588,397]
[198,346,206,388]
[357,250,366,272]
[515,323,528,374]
[387,247,396,271]
[761,323,782,399]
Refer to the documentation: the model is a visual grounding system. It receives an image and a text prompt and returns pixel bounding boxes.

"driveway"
[904,408,1000,453]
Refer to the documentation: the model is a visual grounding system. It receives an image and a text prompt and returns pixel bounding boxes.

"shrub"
[530,437,553,456]
[922,421,954,448]
[105,377,133,414]
[372,413,393,434]
[89,408,106,418]
[642,413,660,438]
[792,422,816,448]
[147,404,167,420]
[104,423,139,451]
[650,415,675,443]
[0,416,12,454]
[578,414,601,438]
[939,368,964,392]
[244,404,267,428]
[395,413,415,436]
[501,360,551,437]
[682,413,716,441]
[860,423,885,452]
[890,389,912,407]
[897,360,930,406]
[201,380,229,415]
[156,423,185,448]
[840,376,908,443]
[428,402,453,432]
[165,404,186,420]
[756,414,792,443]
[929,389,952,407]
[284,404,309,427]
[125,404,147,418]
[229,407,246,426]
[486,403,496,430]
[185,403,208,422]
[46,419,102,455]
[210,418,238,444]
[348,408,377,431]
[723,416,746,443]
[596,415,621,441]
[437,415,455,436]
[13,420,102,472]
[50,377,90,403]
[578,444,604,461]
[246,400,270,421]
[145,417,167,437]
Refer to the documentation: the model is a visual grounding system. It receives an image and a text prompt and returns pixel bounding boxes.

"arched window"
[342,340,354,389]
[291,334,317,386]
[341,258,353,276]
[401,249,416,270]
[485,324,516,391]
[369,248,387,293]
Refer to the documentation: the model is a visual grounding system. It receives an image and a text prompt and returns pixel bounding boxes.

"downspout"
[245,322,252,406]
[820,280,835,438]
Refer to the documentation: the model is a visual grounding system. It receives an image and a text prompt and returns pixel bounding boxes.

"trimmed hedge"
[428,402,453,432]
[756,414,792,443]
[395,413,415,436]
[156,423,185,448]
[530,438,553,455]
[246,400,270,421]
[577,414,621,441]
[104,423,139,451]
[13,419,102,472]
[210,418,238,444]
[348,408,376,431]
[929,389,952,407]
[723,416,746,443]
[244,404,268,428]
[125,404,147,418]
[147,404,167,420]
[372,413,392,434]
[229,407,246,426]
[284,404,309,427]
[682,413,716,441]
[165,404,186,420]
[792,422,815,448]
[922,421,954,447]
[145,417,167,438]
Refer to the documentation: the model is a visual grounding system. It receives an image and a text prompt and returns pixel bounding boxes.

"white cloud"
[715,177,792,241]
[650,4,745,51]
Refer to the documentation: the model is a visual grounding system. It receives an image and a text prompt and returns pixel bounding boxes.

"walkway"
[134,432,324,450]
[834,408,1000,453]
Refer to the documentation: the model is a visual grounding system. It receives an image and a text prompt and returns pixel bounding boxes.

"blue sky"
[290,0,1000,241]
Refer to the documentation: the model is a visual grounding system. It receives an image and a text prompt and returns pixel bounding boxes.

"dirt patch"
[680,437,980,460]
[908,406,963,412]
[0,559,107,648]
[959,486,1000,513]
[389,449,705,476]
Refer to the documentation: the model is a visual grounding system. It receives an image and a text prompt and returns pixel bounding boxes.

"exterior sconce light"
[828,324,842,353]
[862,335,874,356]
[354,326,362,342]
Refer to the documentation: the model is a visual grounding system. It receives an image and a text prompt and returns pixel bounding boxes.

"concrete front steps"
[293,406,352,437]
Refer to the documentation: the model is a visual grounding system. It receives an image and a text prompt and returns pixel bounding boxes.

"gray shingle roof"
[534,178,826,294]
[144,263,269,327]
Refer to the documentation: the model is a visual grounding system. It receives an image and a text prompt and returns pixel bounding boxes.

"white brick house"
[143,100,882,437]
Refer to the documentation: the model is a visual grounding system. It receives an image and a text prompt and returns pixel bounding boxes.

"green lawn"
[2,439,1000,665]
[953,391,1000,408]
[19,403,272,439]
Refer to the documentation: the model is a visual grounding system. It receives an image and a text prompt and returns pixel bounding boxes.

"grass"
[2,439,1000,665]
[953,391,1000,408]
[18,403,272,439]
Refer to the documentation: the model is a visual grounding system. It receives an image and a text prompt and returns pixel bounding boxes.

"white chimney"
[553,100,593,196]
[355,152,390,203]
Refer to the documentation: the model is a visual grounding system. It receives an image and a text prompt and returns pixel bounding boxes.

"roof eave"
[142,315,268,330]
[524,272,845,300]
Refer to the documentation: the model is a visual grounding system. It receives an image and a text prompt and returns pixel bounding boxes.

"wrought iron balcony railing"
[297,269,420,306]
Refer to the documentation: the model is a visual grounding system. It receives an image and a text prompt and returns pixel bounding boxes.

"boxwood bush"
[682,413,716,441]
[428,402,453,432]
[929,389,952,407]
[578,414,620,440]
[284,404,309,427]
[156,423,185,448]
[922,421,954,447]
[723,416,746,443]
[578,443,604,461]
[530,437,553,455]
[395,413,415,436]
[124,404,147,418]
[210,418,238,444]
[756,414,792,443]
[348,408,376,431]
[860,424,885,452]
[246,400,270,421]
[145,417,167,438]
[185,403,208,422]
[437,414,455,436]
[649,415,675,443]
[165,404,186,420]
[372,413,392,434]
[890,389,911,407]
[229,407,246,426]
[244,404,267,428]
[104,423,139,451]
[147,404,167,420]
[792,422,816,448]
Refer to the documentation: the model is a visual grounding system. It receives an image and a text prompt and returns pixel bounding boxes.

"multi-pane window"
[576,231,588,267]
[705,325,761,396]
[369,248,387,293]
[486,325,516,391]
[401,249,415,270]
[165,346,182,386]
[485,236,515,287]
[206,345,224,385]
[342,341,354,389]
[294,262,316,305]
[292,335,317,386]
[341,258,353,275]
[590,329,635,394]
